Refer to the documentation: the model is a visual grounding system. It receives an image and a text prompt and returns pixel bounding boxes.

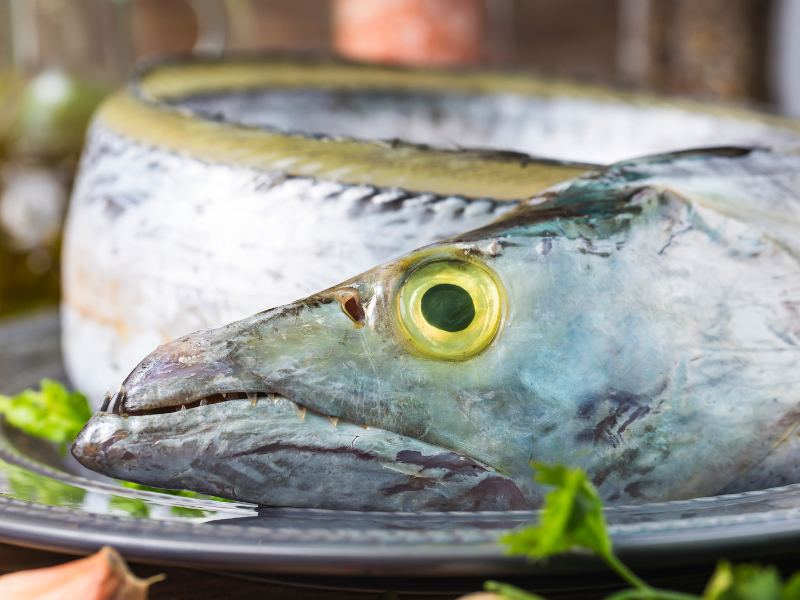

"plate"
[2,311,800,579]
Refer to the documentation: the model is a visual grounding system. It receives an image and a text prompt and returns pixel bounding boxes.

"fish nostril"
[334,288,366,328]
[344,297,365,325]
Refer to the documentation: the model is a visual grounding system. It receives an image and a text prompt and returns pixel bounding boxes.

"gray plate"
[2,311,800,578]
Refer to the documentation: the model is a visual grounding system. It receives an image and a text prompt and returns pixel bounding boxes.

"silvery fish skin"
[72,147,800,510]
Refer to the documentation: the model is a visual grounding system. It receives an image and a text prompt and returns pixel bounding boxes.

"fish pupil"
[420,284,475,332]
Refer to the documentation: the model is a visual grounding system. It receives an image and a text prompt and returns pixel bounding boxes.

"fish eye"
[397,260,503,359]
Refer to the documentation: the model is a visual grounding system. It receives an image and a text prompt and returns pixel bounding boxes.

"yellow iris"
[397,260,503,359]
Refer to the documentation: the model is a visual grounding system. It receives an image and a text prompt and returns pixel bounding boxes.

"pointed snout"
[115,294,356,414]
[117,319,263,412]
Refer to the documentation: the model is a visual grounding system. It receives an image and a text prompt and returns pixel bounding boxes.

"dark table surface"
[0,540,725,600]
[13,538,779,599]
[0,541,402,599]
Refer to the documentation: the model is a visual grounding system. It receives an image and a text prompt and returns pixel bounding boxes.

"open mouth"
[77,386,531,511]
[101,389,351,427]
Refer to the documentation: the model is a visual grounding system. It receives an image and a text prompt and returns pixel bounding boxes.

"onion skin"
[0,546,163,600]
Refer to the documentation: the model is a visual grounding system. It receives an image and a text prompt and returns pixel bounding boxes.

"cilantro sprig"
[485,463,800,600]
[0,378,92,452]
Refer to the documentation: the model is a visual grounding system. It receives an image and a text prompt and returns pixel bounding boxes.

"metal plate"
[3,311,800,577]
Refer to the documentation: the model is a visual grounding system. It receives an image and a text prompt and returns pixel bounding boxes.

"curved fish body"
[73,147,800,510]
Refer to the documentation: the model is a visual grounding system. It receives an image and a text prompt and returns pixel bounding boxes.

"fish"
[71,146,800,510]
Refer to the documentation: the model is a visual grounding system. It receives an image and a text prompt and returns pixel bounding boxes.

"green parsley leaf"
[492,463,800,600]
[703,561,785,600]
[783,573,800,600]
[501,462,611,560]
[0,379,92,452]
[500,463,653,594]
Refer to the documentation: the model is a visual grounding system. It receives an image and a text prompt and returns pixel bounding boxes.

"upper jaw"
[114,318,268,413]
[105,320,334,424]
[113,284,373,415]
[100,290,386,436]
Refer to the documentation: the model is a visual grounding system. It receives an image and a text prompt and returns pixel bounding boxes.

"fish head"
[71,197,669,510]
[73,148,800,509]
[71,233,550,509]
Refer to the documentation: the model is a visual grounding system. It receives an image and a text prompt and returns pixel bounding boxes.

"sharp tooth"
[268,393,276,402]
[100,392,112,413]
[180,405,186,411]
[221,393,228,399]
[247,392,258,407]
[199,398,208,406]
[327,415,338,427]
[292,401,306,420]
[119,384,126,395]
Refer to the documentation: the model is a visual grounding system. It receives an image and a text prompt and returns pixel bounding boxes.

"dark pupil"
[420,284,475,332]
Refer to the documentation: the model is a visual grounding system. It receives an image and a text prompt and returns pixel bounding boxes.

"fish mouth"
[73,394,531,511]
[106,390,338,424]
[72,298,533,511]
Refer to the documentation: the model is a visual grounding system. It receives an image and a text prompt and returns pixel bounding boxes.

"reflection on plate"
[3,311,800,578]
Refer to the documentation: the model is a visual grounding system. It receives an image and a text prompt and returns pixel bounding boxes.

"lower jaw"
[72,397,532,511]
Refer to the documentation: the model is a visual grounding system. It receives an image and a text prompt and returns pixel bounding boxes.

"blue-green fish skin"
[72,147,800,509]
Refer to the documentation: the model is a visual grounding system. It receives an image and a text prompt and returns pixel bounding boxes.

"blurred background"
[0,0,798,318]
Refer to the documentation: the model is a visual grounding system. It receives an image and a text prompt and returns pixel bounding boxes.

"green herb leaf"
[703,561,786,600]
[783,573,800,600]
[501,463,611,560]
[499,463,653,593]
[0,379,92,452]
[484,580,548,600]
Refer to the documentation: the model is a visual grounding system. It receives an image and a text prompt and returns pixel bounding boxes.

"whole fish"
[72,147,800,511]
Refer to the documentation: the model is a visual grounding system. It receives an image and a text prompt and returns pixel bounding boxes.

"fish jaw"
[72,396,530,510]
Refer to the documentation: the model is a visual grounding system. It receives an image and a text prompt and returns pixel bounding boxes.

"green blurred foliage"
[1,70,106,161]
[170,505,210,519]
[121,480,233,503]
[0,69,108,317]
[484,581,547,600]
[0,378,92,452]
[703,562,800,600]
[109,494,150,519]
[5,462,86,508]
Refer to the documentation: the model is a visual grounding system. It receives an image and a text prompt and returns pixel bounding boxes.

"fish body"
[73,147,800,509]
